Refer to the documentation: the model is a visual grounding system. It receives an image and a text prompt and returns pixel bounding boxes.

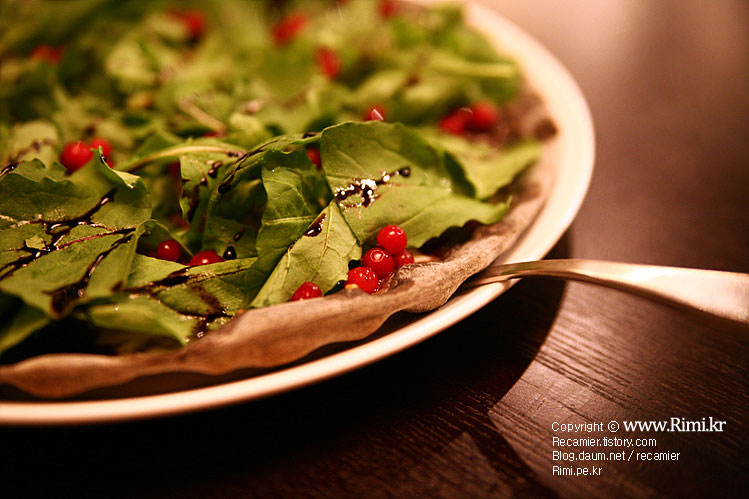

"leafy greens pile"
[0,0,542,360]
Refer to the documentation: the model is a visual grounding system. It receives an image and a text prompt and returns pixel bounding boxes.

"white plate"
[0,1,594,426]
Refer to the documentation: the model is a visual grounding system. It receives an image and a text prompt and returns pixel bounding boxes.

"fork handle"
[469,259,749,328]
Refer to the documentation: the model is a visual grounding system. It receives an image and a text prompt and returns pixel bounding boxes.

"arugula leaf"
[428,133,541,199]
[0,120,59,165]
[252,201,360,307]
[85,294,198,347]
[321,121,510,246]
[0,301,50,355]
[255,150,324,254]
[124,254,259,315]
[176,139,242,234]
[0,158,151,317]
[230,149,327,300]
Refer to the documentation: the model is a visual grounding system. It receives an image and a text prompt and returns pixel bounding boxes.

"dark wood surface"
[3,1,747,497]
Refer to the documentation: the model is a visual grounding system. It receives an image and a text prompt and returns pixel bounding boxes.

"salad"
[0,0,553,371]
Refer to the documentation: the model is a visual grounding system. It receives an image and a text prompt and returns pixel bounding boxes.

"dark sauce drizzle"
[303,213,326,237]
[222,246,236,260]
[186,184,201,221]
[46,233,134,316]
[0,189,120,280]
[334,167,411,208]
[122,265,254,337]
[3,138,57,164]
[0,162,19,179]
[233,227,246,242]
[207,160,222,178]
[218,137,284,193]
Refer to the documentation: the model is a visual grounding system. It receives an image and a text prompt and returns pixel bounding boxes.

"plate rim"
[0,1,595,426]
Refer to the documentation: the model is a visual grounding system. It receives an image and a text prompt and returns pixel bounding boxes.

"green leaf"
[321,121,510,246]
[252,201,360,307]
[0,158,151,317]
[105,35,158,91]
[428,133,541,199]
[0,302,50,355]
[176,140,242,225]
[1,120,59,165]
[123,255,259,316]
[256,149,324,255]
[256,45,316,102]
[85,294,198,347]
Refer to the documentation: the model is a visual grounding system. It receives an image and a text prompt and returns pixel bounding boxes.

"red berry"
[379,0,398,18]
[376,225,407,255]
[60,141,94,172]
[189,250,224,266]
[346,266,379,294]
[362,247,395,277]
[156,239,182,262]
[182,10,206,40]
[170,9,206,40]
[468,101,499,131]
[364,105,386,121]
[30,45,63,64]
[290,281,322,301]
[272,12,308,45]
[317,46,341,79]
[89,137,112,158]
[438,108,472,135]
[394,249,414,268]
[306,147,321,168]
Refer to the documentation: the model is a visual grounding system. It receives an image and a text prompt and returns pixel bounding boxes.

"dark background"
[3,1,748,497]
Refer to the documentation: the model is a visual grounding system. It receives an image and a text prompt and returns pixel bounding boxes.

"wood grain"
[1,0,747,497]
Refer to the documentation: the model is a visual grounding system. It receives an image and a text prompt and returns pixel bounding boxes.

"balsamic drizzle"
[207,160,222,178]
[0,162,19,179]
[3,138,57,164]
[218,137,284,193]
[0,189,119,280]
[46,233,134,316]
[222,246,237,260]
[303,213,326,237]
[232,227,246,242]
[334,167,411,208]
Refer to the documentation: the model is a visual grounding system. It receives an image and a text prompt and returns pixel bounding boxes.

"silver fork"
[465,259,749,328]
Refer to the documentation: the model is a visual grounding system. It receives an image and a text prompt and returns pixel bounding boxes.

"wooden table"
[3,1,747,497]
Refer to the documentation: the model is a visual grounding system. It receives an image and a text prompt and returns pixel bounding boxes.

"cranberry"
[346,266,379,294]
[156,239,182,262]
[317,46,341,79]
[89,137,112,158]
[468,101,499,131]
[394,249,414,268]
[30,45,63,64]
[60,141,93,172]
[376,225,407,255]
[364,105,386,121]
[189,250,224,266]
[171,9,206,40]
[362,247,395,277]
[306,147,322,168]
[290,281,322,301]
[439,107,472,135]
[272,12,308,45]
[379,0,398,18]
